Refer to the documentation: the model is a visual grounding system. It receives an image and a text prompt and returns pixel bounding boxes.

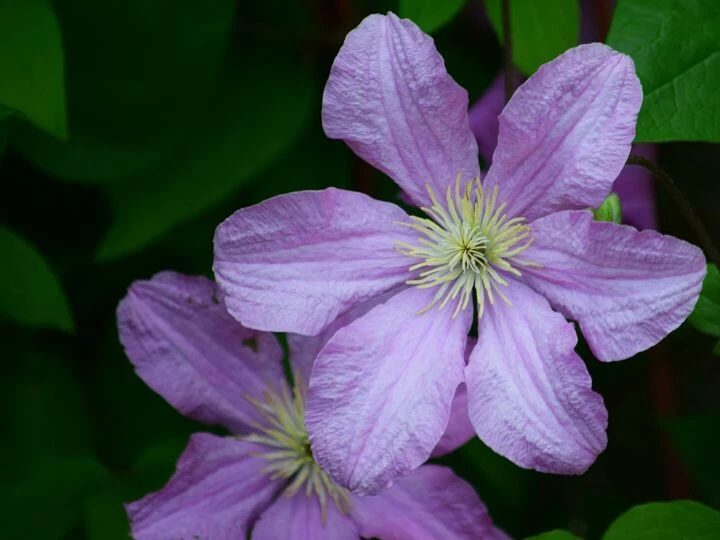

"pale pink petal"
[523,210,706,361]
[431,383,475,458]
[214,188,416,336]
[306,287,471,495]
[126,433,282,540]
[117,272,284,433]
[351,464,509,540]
[322,13,479,208]
[469,74,504,164]
[466,280,607,474]
[253,493,358,540]
[287,289,401,394]
[484,43,642,222]
[432,337,477,457]
[613,144,657,230]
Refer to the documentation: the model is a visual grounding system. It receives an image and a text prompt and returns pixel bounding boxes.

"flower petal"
[306,287,471,494]
[431,382,475,458]
[351,464,509,540]
[523,210,706,361]
[469,74,504,164]
[484,43,642,222]
[126,433,282,540]
[214,188,415,336]
[287,289,401,394]
[466,280,608,474]
[253,493,358,540]
[322,12,479,208]
[614,144,657,230]
[117,272,284,433]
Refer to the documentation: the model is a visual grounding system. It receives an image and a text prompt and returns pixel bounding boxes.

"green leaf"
[1,341,90,457]
[96,45,313,261]
[84,487,133,540]
[0,119,8,157]
[527,531,581,540]
[398,0,466,33]
[11,0,235,182]
[0,104,13,119]
[607,0,720,142]
[0,228,74,332]
[0,0,66,139]
[484,0,579,75]
[603,501,720,540]
[0,455,108,540]
[593,192,623,223]
[688,264,720,337]
[663,416,720,506]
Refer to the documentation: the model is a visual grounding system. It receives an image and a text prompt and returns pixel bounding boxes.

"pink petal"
[253,492,358,540]
[322,13,479,208]
[484,43,642,222]
[214,188,415,336]
[466,280,608,474]
[306,287,471,495]
[351,464,509,540]
[468,74,504,164]
[126,433,282,540]
[432,337,477,457]
[613,143,657,230]
[431,382,475,458]
[523,210,706,361]
[287,289,401,394]
[117,272,284,433]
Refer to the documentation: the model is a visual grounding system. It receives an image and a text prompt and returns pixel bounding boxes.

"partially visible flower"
[213,13,706,494]
[118,272,506,539]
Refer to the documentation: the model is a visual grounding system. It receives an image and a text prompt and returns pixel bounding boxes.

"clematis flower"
[213,13,706,494]
[118,271,507,539]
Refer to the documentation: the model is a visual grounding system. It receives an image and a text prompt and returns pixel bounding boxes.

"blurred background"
[2,0,719,538]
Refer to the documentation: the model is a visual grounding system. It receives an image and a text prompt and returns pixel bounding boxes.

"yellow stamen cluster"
[397,176,535,317]
[241,377,351,521]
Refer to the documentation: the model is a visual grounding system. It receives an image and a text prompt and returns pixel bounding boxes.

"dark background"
[2,0,719,538]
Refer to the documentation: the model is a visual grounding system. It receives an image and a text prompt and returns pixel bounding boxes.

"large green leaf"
[96,45,313,261]
[0,0,66,139]
[0,228,74,332]
[603,501,720,540]
[607,0,720,142]
[398,0,466,33]
[0,455,109,540]
[0,118,8,157]
[11,0,235,182]
[688,263,720,341]
[2,342,89,457]
[484,0,579,75]
[663,416,720,506]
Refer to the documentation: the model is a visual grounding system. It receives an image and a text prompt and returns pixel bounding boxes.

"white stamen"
[397,175,537,317]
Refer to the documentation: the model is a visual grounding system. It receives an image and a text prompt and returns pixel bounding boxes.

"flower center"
[241,377,351,520]
[397,176,535,317]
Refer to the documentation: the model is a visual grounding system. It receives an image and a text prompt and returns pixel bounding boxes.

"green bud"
[593,192,622,224]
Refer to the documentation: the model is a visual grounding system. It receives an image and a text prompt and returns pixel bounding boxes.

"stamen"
[240,375,351,522]
[396,175,535,317]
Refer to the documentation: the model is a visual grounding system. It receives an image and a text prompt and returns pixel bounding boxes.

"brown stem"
[501,0,515,103]
[627,154,720,267]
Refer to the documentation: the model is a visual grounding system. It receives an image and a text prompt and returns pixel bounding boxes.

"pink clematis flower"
[118,272,507,539]
[213,13,706,494]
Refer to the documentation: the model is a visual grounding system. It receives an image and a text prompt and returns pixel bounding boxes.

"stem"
[627,154,720,267]
[501,0,514,103]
